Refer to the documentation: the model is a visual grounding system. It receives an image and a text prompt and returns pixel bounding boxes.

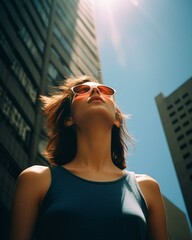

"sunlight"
[93,0,140,7]
[93,0,142,67]
[93,0,129,67]
[131,0,139,6]
[93,0,119,7]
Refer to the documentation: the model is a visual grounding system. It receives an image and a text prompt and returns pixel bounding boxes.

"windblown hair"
[40,75,133,169]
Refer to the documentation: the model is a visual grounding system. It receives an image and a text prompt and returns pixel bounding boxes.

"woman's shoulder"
[135,173,159,186]
[17,165,50,182]
[17,165,51,193]
[21,164,49,173]
[19,164,50,176]
[135,173,162,208]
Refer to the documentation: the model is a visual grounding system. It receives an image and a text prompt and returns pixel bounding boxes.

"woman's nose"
[90,87,100,95]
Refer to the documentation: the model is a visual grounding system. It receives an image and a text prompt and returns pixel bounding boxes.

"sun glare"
[93,0,140,7]
[93,0,141,67]
[132,0,139,6]
[93,0,119,8]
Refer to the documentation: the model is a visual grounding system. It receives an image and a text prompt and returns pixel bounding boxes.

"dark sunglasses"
[71,84,116,96]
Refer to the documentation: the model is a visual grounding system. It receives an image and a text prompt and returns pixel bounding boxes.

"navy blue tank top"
[35,166,148,240]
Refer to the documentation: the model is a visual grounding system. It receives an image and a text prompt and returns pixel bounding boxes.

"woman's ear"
[64,117,74,127]
[114,110,121,128]
[114,118,120,128]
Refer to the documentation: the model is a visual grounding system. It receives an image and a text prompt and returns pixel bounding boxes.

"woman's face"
[69,82,117,128]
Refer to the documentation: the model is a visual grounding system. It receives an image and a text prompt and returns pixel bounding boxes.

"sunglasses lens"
[72,84,115,96]
[73,85,91,94]
[98,86,115,95]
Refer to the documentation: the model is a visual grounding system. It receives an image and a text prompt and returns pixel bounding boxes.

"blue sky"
[93,0,192,226]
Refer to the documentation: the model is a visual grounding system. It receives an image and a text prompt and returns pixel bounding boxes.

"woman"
[11,75,168,240]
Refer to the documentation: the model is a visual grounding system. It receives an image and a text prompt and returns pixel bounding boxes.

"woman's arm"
[10,165,50,240]
[137,175,169,240]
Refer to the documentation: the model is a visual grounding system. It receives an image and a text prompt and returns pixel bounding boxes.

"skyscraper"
[155,77,192,226]
[163,196,192,239]
[0,0,102,238]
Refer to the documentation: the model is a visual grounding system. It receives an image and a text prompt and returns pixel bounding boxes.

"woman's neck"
[73,125,115,171]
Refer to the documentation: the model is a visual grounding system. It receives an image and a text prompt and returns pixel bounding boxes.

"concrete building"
[0,0,102,238]
[155,77,192,227]
[163,196,192,239]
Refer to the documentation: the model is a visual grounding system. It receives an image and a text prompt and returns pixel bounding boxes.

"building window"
[78,49,98,75]
[42,0,51,15]
[46,0,52,6]
[185,99,192,106]
[53,25,72,55]
[183,121,189,127]
[56,4,75,35]
[186,162,192,170]
[35,33,45,53]
[183,152,191,159]
[51,47,73,76]
[182,92,189,99]
[76,24,97,61]
[48,63,58,80]
[0,29,14,64]
[175,99,181,104]
[169,111,176,117]
[177,105,184,111]
[51,47,60,60]
[186,129,192,136]
[47,62,63,83]
[57,0,77,28]
[172,119,178,125]
[180,113,187,119]
[174,126,181,133]
[77,11,95,40]
[32,0,49,27]
[19,25,42,68]
[177,134,184,141]
[180,143,187,150]
[167,104,173,110]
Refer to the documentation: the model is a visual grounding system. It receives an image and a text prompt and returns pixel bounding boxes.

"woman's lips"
[88,96,104,103]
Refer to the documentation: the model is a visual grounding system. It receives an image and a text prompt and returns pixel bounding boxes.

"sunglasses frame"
[71,84,116,96]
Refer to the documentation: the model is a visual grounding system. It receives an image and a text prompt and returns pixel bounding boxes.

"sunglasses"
[71,84,116,96]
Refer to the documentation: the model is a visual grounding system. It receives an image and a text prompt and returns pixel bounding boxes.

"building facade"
[155,77,192,226]
[0,0,102,238]
[163,196,192,239]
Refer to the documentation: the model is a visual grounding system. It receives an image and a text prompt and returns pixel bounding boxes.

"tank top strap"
[124,170,148,218]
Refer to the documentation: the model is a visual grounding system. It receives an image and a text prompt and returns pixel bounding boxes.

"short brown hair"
[40,75,132,169]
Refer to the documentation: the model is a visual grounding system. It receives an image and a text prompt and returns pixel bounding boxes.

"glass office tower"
[155,77,192,226]
[0,0,102,238]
